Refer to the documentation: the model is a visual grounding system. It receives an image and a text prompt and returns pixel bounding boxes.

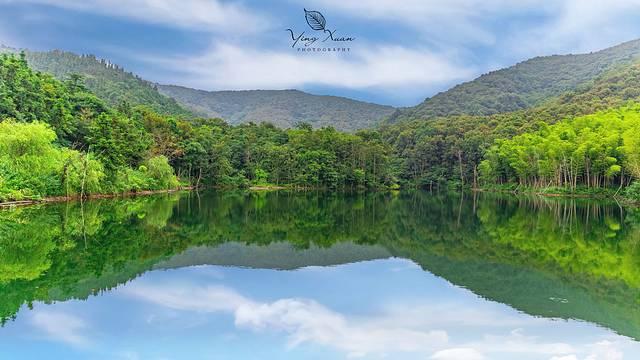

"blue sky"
[2,1,640,106]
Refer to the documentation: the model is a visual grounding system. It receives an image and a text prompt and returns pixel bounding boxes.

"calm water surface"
[1,191,640,359]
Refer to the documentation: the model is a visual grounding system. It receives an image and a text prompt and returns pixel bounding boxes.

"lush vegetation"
[157,85,396,131]
[5,40,640,200]
[0,53,396,201]
[0,53,178,200]
[479,106,640,191]
[390,38,640,122]
[8,48,193,117]
[379,59,640,196]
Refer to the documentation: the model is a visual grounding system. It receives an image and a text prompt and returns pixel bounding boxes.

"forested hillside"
[379,58,640,191]
[0,53,394,202]
[2,39,640,202]
[157,85,396,131]
[390,39,640,122]
[0,46,395,131]
[0,46,192,117]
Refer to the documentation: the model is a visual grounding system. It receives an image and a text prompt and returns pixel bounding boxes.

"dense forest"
[379,58,640,198]
[2,45,640,202]
[11,48,193,117]
[0,53,394,201]
[1,47,396,132]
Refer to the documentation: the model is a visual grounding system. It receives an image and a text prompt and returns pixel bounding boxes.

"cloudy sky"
[1,0,640,106]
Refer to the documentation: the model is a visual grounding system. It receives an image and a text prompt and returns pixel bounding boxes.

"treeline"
[480,106,640,190]
[379,60,640,195]
[23,49,192,117]
[0,53,394,201]
[3,51,640,201]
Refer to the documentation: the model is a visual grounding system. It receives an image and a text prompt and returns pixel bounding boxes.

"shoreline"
[1,185,637,208]
[0,187,194,208]
[472,187,638,206]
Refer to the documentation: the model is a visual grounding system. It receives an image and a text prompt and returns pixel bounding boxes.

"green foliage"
[63,152,105,195]
[481,106,640,190]
[87,112,151,171]
[0,121,67,200]
[625,181,640,201]
[144,156,179,190]
[381,58,640,190]
[22,50,192,117]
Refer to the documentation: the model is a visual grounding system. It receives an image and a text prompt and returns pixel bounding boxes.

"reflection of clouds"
[550,339,623,360]
[431,347,485,360]
[235,298,448,357]
[30,310,90,348]
[124,281,448,357]
[377,303,529,328]
[469,328,575,355]
[122,280,631,359]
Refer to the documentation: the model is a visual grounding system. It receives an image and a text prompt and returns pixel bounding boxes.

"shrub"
[624,181,640,202]
[144,156,179,190]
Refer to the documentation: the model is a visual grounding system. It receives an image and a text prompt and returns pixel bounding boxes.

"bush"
[624,181,640,202]
[144,156,179,190]
[63,151,105,196]
[0,121,66,200]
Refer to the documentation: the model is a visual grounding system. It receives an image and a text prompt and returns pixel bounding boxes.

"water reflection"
[1,191,639,359]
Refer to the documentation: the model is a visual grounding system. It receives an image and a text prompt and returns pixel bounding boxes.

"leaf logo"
[304,8,326,31]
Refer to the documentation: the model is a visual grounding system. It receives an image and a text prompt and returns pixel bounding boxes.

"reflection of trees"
[1,191,639,339]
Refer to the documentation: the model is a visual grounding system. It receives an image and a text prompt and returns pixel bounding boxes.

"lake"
[1,191,639,359]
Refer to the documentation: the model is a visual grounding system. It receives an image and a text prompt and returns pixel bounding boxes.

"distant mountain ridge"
[390,38,640,123]
[157,85,396,131]
[7,38,640,131]
[1,45,395,131]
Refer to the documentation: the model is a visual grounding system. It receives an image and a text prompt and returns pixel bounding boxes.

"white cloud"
[551,356,579,360]
[234,298,448,357]
[549,354,578,360]
[298,0,554,46]
[303,0,640,56]
[2,0,269,34]
[150,42,473,92]
[124,281,449,357]
[431,347,485,360]
[30,310,91,348]
[124,283,253,313]
[548,340,624,360]
[471,328,576,356]
[584,340,624,360]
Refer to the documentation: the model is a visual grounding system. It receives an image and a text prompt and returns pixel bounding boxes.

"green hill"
[379,57,640,187]
[0,46,192,117]
[157,85,396,131]
[390,38,640,123]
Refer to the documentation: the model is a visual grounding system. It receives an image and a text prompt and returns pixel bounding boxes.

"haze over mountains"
[157,85,395,131]
[5,38,640,130]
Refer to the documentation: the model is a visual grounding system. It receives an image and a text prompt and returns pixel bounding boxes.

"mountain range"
[5,39,640,130]
[389,38,640,123]
[156,85,395,131]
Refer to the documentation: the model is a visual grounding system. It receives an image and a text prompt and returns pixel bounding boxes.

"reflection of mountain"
[155,242,390,270]
[1,191,639,340]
